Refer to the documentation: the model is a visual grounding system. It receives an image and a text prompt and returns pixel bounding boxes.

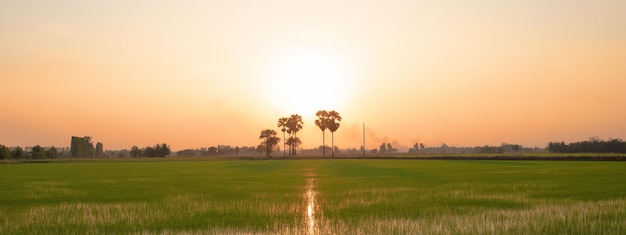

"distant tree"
[286,137,302,156]
[95,142,104,158]
[46,147,58,159]
[142,144,170,158]
[12,146,24,159]
[177,149,195,156]
[419,143,425,150]
[277,117,289,156]
[318,145,332,155]
[315,110,329,156]
[155,144,162,157]
[156,143,171,157]
[441,143,449,153]
[286,114,303,156]
[71,136,94,158]
[409,143,421,154]
[256,145,265,154]
[31,145,47,159]
[143,146,156,158]
[479,145,503,154]
[0,145,10,160]
[208,146,218,155]
[130,146,141,158]
[512,144,522,152]
[259,129,280,158]
[326,110,342,157]
[547,138,626,153]
[379,143,387,153]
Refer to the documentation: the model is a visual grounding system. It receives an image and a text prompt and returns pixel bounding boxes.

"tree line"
[3,132,624,160]
[0,145,57,160]
[130,144,171,158]
[176,145,252,156]
[548,137,626,153]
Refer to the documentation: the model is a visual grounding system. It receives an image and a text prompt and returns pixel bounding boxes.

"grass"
[0,159,625,234]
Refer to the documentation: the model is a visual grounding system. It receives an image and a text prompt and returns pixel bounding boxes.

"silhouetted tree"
[130,146,141,158]
[548,138,626,153]
[259,129,280,158]
[12,146,24,159]
[277,117,289,156]
[95,142,104,158]
[286,114,303,156]
[31,145,46,159]
[256,145,265,154]
[409,143,421,154]
[71,136,94,158]
[286,137,302,156]
[479,145,503,153]
[207,146,218,155]
[315,110,329,156]
[46,147,58,159]
[380,143,387,153]
[318,145,332,155]
[144,146,156,157]
[156,143,171,157]
[326,110,341,157]
[0,145,10,160]
[143,144,170,157]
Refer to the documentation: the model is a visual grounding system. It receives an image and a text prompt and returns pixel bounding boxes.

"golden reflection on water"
[305,173,317,234]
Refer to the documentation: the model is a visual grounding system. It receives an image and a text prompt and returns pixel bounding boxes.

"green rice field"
[1,159,625,234]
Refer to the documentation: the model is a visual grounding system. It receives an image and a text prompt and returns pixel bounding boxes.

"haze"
[2,1,625,150]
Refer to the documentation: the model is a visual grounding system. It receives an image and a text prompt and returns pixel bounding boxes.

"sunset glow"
[266,45,354,116]
[1,1,625,150]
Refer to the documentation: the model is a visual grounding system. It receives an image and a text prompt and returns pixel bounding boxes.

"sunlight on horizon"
[265,44,355,118]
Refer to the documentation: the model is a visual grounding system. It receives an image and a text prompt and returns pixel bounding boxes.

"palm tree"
[277,117,289,156]
[315,110,329,156]
[259,129,280,158]
[286,137,302,156]
[287,114,303,156]
[326,110,342,157]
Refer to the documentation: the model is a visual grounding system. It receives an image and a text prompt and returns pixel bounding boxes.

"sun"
[265,46,354,117]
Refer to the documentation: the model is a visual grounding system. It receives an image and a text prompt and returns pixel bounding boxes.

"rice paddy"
[0,159,624,234]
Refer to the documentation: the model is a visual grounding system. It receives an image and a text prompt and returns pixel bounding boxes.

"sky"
[2,0,626,151]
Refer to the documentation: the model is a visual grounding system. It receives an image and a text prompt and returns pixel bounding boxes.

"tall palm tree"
[277,117,289,156]
[315,110,329,156]
[287,114,303,156]
[326,110,342,157]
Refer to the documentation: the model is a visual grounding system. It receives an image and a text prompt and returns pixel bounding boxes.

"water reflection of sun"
[305,173,317,234]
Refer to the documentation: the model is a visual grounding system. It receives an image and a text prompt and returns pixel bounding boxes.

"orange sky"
[2,1,626,151]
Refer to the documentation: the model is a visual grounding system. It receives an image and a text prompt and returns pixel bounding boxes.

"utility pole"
[362,122,366,157]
